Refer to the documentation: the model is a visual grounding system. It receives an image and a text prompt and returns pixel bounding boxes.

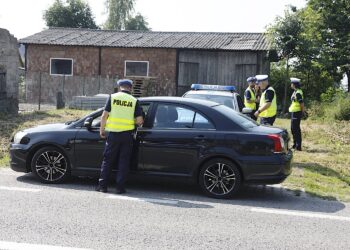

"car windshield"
[184,93,234,109]
[213,105,258,129]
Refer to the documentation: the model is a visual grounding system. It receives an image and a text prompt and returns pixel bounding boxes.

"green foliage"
[43,0,98,29]
[308,0,350,89]
[267,6,303,59]
[125,13,150,31]
[334,96,350,121]
[104,0,135,30]
[269,61,291,106]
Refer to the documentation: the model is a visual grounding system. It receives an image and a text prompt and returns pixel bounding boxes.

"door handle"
[194,135,206,141]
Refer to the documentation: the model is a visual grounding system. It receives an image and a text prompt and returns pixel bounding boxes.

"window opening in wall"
[50,58,73,76]
[125,61,149,77]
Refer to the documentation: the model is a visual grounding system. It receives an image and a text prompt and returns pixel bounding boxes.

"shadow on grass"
[292,162,350,200]
[294,162,350,186]
[305,148,331,154]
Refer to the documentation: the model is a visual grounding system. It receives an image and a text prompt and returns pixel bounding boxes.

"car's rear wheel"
[199,158,241,199]
[31,146,70,183]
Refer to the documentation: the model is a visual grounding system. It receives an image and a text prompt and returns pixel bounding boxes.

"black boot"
[95,185,107,193]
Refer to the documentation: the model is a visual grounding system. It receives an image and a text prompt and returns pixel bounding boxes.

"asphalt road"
[1,168,350,250]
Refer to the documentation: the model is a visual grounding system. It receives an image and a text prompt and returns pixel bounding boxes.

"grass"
[1,109,349,202]
[274,118,350,202]
[0,109,90,168]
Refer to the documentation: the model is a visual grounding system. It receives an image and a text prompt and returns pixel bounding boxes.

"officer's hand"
[100,129,106,139]
[254,111,259,117]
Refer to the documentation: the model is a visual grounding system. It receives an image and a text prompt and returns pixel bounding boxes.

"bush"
[307,100,326,120]
[334,96,350,121]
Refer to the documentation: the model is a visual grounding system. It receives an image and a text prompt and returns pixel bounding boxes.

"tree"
[308,0,350,92]
[43,0,98,29]
[267,6,303,112]
[104,0,135,30]
[125,13,150,31]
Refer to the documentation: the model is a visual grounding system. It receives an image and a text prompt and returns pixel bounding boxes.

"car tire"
[199,158,241,199]
[31,146,71,184]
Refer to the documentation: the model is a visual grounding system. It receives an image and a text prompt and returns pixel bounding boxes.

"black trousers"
[291,111,302,150]
[99,131,133,188]
[260,115,276,126]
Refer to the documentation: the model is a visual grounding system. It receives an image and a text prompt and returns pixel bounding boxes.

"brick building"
[20,27,272,104]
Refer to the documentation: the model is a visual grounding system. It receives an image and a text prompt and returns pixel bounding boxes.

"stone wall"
[25,45,177,104]
[0,28,20,114]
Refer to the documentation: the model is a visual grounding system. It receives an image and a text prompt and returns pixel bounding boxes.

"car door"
[74,112,105,172]
[136,102,216,176]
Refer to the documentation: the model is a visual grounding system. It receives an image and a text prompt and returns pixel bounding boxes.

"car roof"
[139,96,221,107]
[184,90,235,97]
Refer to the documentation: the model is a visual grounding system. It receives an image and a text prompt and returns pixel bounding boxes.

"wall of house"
[25,45,177,104]
[0,28,19,114]
[177,50,269,95]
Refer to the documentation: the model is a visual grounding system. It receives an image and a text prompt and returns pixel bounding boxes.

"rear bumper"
[242,150,293,184]
[9,144,30,173]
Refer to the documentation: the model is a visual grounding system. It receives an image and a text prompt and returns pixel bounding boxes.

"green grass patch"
[275,117,350,202]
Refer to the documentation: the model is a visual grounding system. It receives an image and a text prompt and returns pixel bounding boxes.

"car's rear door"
[136,102,216,176]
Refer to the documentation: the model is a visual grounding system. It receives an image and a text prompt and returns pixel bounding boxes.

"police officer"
[289,77,304,151]
[254,75,277,126]
[244,76,258,120]
[96,79,144,194]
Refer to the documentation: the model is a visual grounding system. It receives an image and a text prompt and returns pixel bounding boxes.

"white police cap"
[255,75,269,82]
[290,77,301,84]
[247,76,257,83]
[116,79,133,87]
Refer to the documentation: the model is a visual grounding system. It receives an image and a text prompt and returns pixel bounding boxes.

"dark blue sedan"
[10,97,292,198]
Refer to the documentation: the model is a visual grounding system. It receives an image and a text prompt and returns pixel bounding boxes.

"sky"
[0,0,307,39]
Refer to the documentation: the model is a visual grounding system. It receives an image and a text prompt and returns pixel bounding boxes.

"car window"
[184,93,235,109]
[213,105,258,129]
[193,113,215,129]
[153,104,214,129]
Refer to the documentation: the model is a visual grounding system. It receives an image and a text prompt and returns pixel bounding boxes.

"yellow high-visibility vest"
[259,86,277,118]
[289,89,303,112]
[244,87,256,110]
[105,92,137,132]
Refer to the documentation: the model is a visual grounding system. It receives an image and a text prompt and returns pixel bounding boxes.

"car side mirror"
[242,107,252,114]
[84,117,93,129]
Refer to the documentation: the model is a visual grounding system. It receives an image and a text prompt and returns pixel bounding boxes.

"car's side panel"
[137,128,217,176]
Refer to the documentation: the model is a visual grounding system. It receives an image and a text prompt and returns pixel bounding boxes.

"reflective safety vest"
[289,89,303,112]
[244,87,256,110]
[259,86,277,118]
[105,92,137,132]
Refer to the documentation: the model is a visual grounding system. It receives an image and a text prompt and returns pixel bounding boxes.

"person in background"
[96,79,144,194]
[254,75,277,126]
[244,76,258,121]
[289,77,304,151]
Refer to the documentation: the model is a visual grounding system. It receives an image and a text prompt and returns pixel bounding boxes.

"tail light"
[267,134,285,153]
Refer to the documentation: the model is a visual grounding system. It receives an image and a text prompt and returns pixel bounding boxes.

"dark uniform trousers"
[291,111,302,150]
[260,116,276,126]
[99,131,133,188]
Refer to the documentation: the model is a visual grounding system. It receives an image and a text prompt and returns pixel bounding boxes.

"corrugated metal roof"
[20,27,270,51]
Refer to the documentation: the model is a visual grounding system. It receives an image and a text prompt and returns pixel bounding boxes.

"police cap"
[290,77,301,84]
[247,77,257,83]
[116,79,133,87]
[255,75,269,83]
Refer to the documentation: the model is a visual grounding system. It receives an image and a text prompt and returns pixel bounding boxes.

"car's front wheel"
[31,146,70,183]
[199,158,241,199]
